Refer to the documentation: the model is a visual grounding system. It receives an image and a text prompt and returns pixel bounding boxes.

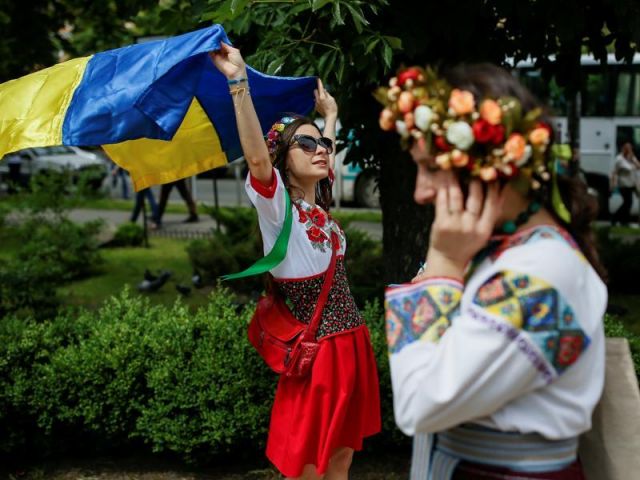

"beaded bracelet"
[227,77,248,86]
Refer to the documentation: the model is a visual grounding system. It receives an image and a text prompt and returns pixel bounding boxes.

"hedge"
[0,287,403,465]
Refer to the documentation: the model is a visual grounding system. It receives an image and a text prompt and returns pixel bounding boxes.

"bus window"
[582,71,613,116]
[615,72,640,116]
[517,70,568,115]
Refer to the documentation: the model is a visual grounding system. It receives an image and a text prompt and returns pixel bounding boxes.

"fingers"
[435,186,449,221]
[219,41,233,53]
[465,180,483,217]
[478,181,501,232]
[448,181,464,214]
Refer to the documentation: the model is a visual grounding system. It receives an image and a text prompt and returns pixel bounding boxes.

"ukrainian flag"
[0,25,316,190]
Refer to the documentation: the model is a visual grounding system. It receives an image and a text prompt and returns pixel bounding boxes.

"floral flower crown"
[376,66,554,190]
[265,115,301,155]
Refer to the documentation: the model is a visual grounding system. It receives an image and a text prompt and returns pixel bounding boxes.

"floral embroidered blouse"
[385,225,607,441]
[245,168,364,339]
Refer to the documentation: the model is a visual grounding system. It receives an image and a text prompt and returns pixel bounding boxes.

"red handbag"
[247,231,338,377]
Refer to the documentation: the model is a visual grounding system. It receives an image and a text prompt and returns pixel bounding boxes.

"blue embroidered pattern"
[473,270,590,375]
[385,279,463,354]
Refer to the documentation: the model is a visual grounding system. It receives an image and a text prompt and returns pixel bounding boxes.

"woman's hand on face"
[409,139,431,165]
[314,78,338,119]
[208,42,247,80]
[422,178,502,281]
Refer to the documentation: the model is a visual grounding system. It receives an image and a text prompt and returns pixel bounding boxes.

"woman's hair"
[443,63,607,280]
[270,116,333,212]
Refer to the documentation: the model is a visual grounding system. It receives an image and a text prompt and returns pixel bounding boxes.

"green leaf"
[382,42,393,69]
[336,54,345,83]
[312,0,333,12]
[230,0,250,15]
[382,35,402,50]
[267,58,285,75]
[365,37,380,55]
[343,3,369,34]
[318,50,332,72]
[332,2,345,26]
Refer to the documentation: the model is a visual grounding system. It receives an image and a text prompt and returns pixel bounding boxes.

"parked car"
[0,146,108,190]
[332,146,379,208]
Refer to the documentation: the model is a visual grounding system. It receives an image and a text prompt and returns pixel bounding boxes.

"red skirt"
[266,325,381,477]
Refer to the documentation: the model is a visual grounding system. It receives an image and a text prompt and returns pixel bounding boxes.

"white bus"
[512,53,640,217]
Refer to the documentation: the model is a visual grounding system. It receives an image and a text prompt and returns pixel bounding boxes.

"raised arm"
[209,43,272,185]
[314,78,338,170]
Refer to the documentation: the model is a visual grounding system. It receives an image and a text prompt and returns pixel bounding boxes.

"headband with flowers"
[376,66,555,190]
[265,115,301,155]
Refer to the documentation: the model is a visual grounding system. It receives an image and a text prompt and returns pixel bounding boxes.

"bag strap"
[304,231,339,341]
[221,188,292,281]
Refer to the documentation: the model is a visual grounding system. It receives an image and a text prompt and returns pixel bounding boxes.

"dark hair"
[443,63,607,280]
[271,116,333,212]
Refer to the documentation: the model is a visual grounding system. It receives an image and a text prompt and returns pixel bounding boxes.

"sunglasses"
[290,134,334,154]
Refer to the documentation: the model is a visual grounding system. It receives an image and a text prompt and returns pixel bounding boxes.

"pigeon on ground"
[144,269,158,282]
[192,269,204,289]
[138,270,172,292]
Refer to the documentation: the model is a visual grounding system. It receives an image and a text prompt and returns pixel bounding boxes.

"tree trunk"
[378,135,434,285]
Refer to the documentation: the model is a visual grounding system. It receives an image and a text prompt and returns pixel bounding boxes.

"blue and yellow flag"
[0,25,316,190]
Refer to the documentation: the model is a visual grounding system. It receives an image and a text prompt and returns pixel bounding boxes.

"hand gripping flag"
[0,25,316,190]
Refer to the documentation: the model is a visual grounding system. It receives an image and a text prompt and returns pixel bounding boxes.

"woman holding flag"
[210,43,380,479]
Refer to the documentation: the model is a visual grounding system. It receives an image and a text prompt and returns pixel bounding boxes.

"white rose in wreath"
[414,105,434,131]
[396,120,410,139]
[446,121,474,150]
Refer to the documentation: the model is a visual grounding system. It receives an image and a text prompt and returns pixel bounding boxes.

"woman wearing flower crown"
[210,43,380,480]
[378,64,607,479]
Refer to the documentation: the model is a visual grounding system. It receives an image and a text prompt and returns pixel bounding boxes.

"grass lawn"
[59,237,213,310]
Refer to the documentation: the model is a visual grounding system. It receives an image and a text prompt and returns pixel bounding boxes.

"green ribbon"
[221,189,292,281]
[550,144,572,224]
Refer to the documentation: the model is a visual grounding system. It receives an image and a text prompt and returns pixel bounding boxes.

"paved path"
[68,208,383,242]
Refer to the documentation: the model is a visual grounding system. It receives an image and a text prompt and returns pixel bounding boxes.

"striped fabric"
[0,25,316,190]
[411,424,578,479]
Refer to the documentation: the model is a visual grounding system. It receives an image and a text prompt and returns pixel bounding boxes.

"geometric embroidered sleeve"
[472,270,590,376]
[385,277,463,354]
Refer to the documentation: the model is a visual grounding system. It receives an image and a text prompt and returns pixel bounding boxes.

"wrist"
[423,251,466,281]
[227,68,248,81]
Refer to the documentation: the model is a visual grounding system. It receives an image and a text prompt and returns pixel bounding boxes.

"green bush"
[0,257,60,320]
[596,227,640,294]
[186,231,263,297]
[0,288,276,463]
[0,287,406,464]
[604,314,640,375]
[15,217,103,282]
[343,227,385,307]
[112,222,145,247]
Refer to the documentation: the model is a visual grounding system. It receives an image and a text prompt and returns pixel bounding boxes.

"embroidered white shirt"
[245,168,346,280]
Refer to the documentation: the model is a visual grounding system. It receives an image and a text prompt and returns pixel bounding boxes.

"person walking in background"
[110,163,130,199]
[156,178,199,227]
[6,152,22,194]
[130,187,160,229]
[610,142,640,226]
